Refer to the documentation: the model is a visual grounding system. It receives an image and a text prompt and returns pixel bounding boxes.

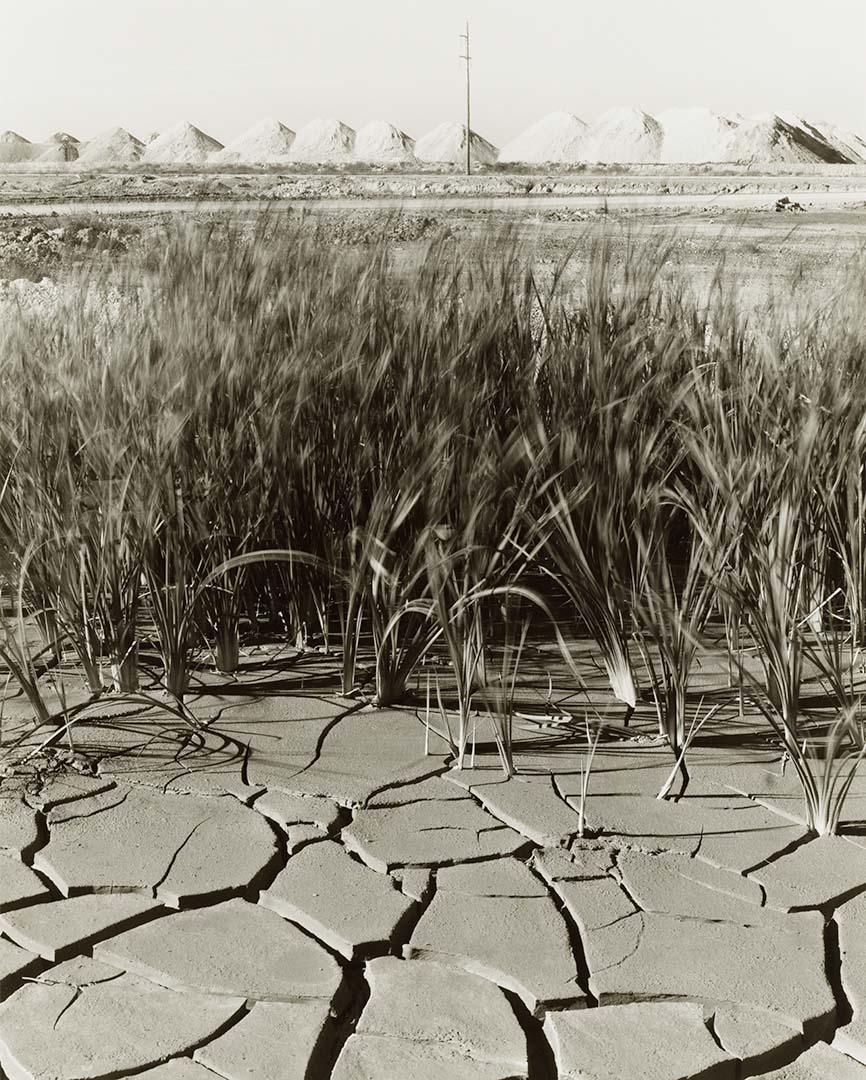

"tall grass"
[1,216,865,831]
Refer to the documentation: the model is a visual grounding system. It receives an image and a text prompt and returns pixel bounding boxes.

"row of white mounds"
[3,110,866,165]
[0,119,498,166]
[498,107,866,165]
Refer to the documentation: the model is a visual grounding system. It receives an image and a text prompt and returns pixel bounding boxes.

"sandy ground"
[0,165,863,313]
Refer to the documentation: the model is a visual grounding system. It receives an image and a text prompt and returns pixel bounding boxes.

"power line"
[460,21,471,176]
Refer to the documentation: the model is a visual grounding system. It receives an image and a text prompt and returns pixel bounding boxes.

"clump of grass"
[0,214,865,836]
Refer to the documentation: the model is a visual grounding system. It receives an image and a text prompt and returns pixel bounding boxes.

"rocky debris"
[290,118,356,163]
[94,898,342,1004]
[406,874,582,1014]
[214,117,296,163]
[498,111,588,164]
[0,797,40,859]
[33,784,279,906]
[712,1004,803,1074]
[336,957,528,1074]
[343,794,527,872]
[615,849,765,919]
[77,127,144,164]
[143,121,224,164]
[446,771,581,847]
[776,196,806,212]
[354,120,416,163]
[0,894,163,961]
[0,940,41,999]
[0,973,244,1080]
[833,892,866,1064]
[545,1001,735,1079]
[260,840,416,959]
[280,707,445,806]
[194,999,333,1080]
[414,122,499,166]
[253,789,342,832]
[0,858,51,913]
[757,1041,866,1077]
[581,107,663,163]
[658,107,738,163]
[750,836,866,910]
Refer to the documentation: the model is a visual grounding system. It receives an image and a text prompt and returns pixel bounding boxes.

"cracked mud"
[2,674,866,1080]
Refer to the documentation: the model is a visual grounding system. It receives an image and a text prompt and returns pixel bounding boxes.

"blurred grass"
[1,213,866,826]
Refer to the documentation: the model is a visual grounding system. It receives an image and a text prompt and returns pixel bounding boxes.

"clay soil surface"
[1,639,866,1079]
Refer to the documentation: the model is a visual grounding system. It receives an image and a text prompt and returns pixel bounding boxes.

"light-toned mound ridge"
[581,106,662,163]
[354,120,415,163]
[0,131,35,163]
[778,113,865,164]
[44,131,80,144]
[214,117,296,163]
[143,121,224,164]
[658,107,738,163]
[414,121,498,165]
[290,117,356,162]
[724,113,851,164]
[498,111,588,164]
[78,127,144,164]
[35,140,80,163]
[816,122,866,163]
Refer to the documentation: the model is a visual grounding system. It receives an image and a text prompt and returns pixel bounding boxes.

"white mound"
[145,132,160,145]
[354,120,415,163]
[580,107,662,164]
[777,114,862,164]
[816,122,866,163]
[498,111,588,164]
[0,131,35,163]
[658,108,738,164]
[724,113,851,164]
[35,140,80,163]
[414,121,498,165]
[78,127,144,164]
[215,117,296,163]
[290,118,356,162]
[143,121,224,164]
[44,131,80,144]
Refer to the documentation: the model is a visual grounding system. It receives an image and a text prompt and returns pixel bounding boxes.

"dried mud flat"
[1,646,866,1080]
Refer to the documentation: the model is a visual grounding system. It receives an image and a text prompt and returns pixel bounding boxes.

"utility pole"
[460,21,471,176]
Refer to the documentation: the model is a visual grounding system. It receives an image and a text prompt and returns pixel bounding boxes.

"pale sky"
[1,0,864,145]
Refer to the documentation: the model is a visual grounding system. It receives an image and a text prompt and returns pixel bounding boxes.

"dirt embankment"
[3,165,866,208]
